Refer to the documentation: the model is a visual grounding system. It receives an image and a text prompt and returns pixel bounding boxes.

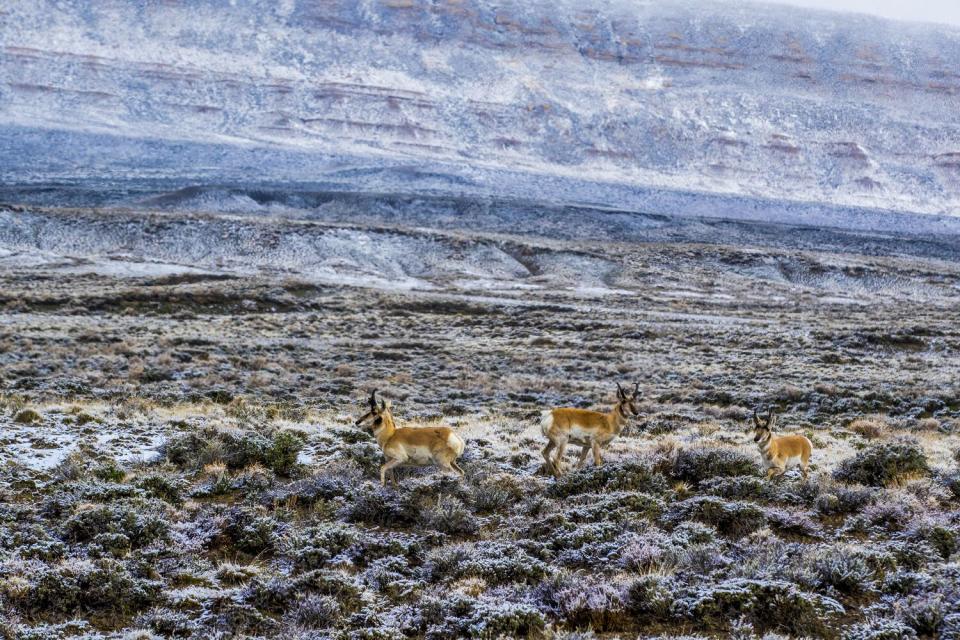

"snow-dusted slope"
[1,0,959,218]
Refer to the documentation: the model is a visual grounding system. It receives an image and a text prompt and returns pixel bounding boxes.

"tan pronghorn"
[751,408,812,480]
[541,382,641,477]
[354,389,466,486]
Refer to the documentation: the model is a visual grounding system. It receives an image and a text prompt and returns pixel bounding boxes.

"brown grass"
[848,415,889,439]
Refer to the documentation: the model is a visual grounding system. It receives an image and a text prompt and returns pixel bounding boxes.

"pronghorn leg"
[591,441,603,467]
[575,445,591,469]
[553,440,568,477]
[380,459,403,486]
[765,467,777,481]
[801,463,809,479]
[436,451,463,479]
[437,461,456,477]
[542,441,557,475]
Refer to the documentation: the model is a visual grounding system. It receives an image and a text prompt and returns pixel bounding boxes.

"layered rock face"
[1,0,959,217]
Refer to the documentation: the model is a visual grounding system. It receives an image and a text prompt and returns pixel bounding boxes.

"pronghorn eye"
[373,417,383,426]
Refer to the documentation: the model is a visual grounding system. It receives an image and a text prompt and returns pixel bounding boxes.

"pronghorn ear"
[768,410,777,430]
[753,409,762,429]
[380,398,390,411]
[632,382,640,399]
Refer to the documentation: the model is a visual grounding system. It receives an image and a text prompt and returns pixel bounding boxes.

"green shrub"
[842,618,919,640]
[834,441,929,487]
[549,462,667,498]
[10,558,159,618]
[288,523,359,572]
[424,541,550,585]
[419,496,480,536]
[63,500,169,549]
[565,492,665,523]
[535,573,627,631]
[93,462,126,483]
[626,574,674,620]
[664,497,767,539]
[463,598,546,638]
[264,430,305,476]
[812,547,876,595]
[672,448,760,484]
[163,427,271,471]
[134,473,186,505]
[13,408,42,424]
[675,578,844,637]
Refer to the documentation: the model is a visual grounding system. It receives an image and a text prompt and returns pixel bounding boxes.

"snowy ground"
[1,201,960,639]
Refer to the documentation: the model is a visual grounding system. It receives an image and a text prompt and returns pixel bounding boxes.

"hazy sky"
[760,0,960,26]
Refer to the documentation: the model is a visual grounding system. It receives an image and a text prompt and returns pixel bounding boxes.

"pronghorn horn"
[369,389,378,409]
[633,382,640,397]
[616,382,625,398]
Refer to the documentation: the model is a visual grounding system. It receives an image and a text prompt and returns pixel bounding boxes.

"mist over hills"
[1,0,959,224]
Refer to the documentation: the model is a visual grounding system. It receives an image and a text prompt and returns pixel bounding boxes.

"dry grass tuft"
[848,415,889,440]
[913,417,940,432]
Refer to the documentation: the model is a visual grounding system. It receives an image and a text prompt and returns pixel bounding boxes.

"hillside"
[2,0,959,220]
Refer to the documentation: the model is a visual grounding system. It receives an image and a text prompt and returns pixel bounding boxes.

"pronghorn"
[751,408,812,480]
[541,382,641,477]
[354,389,466,486]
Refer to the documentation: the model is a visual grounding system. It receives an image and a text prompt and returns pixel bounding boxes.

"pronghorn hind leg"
[436,451,464,479]
[553,441,568,477]
[437,460,456,477]
[575,445,590,469]
[542,441,557,475]
[591,441,603,467]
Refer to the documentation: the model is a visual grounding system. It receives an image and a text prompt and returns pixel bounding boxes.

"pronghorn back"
[547,408,610,432]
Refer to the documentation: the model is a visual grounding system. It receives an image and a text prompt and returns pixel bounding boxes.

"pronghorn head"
[355,389,392,431]
[752,408,776,442]
[616,382,642,417]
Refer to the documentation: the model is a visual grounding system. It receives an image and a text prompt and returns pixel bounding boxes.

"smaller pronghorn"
[541,382,641,477]
[751,408,812,480]
[354,389,466,486]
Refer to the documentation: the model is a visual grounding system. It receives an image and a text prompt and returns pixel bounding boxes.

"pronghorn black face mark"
[752,408,776,442]
[616,382,642,417]
[355,389,388,430]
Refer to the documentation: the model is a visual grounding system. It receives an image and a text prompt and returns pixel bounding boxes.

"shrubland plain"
[1,203,959,639]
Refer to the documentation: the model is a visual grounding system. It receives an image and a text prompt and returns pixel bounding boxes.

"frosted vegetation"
[2,200,960,639]
[2,0,960,638]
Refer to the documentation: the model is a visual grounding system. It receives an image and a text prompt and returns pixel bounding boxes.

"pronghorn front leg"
[380,458,403,486]
[591,441,603,467]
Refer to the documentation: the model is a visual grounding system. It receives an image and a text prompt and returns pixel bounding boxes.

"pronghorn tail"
[447,432,466,457]
[540,410,554,437]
